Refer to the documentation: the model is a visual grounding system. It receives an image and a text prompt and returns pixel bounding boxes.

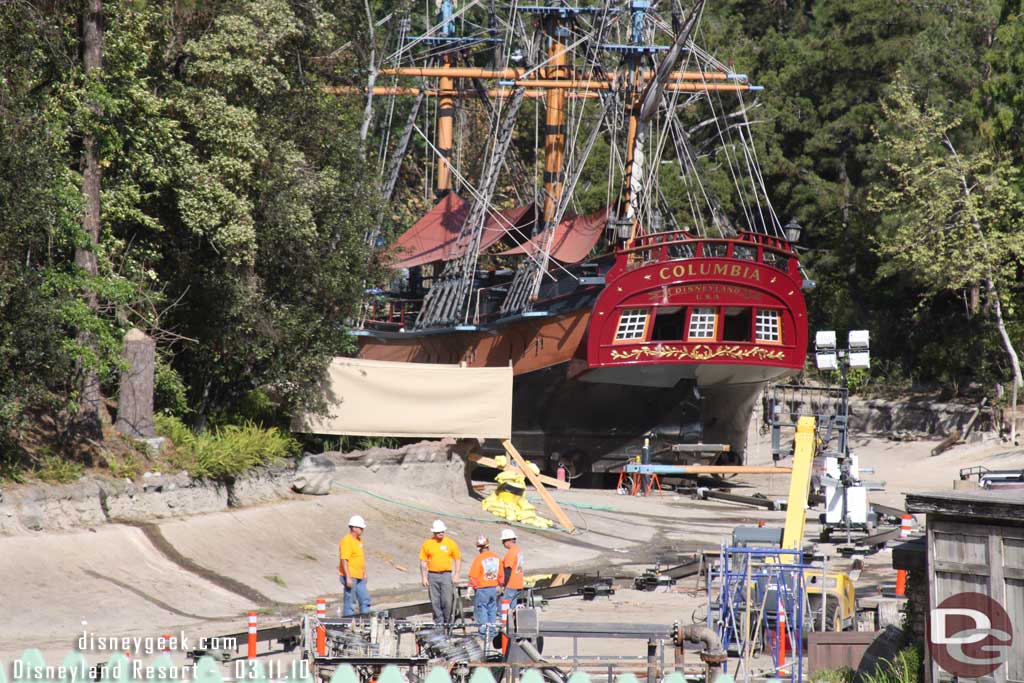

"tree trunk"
[115,329,156,439]
[986,278,1023,443]
[76,0,104,436]
[358,0,377,153]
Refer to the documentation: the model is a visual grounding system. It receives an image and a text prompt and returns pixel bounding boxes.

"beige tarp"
[292,357,512,438]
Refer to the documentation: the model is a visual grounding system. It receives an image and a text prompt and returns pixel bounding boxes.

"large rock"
[291,454,336,495]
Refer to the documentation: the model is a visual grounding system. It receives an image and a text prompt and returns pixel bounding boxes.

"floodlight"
[816,352,838,370]
[848,330,870,350]
[815,330,836,351]
[849,351,870,369]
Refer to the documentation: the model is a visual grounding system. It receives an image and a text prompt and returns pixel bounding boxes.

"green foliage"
[158,415,299,480]
[35,454,85,484]
[104,451,144,480]
[861,644,924,683]
[154,358,190,417]
[871,79,1024,294]
[809,667,855,683]
[155,414,198,452]
[0,0,378,454]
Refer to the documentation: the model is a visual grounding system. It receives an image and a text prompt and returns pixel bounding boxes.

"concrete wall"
[0,440,456,537]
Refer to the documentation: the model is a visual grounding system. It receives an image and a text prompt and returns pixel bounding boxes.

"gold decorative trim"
[610,344,786,362]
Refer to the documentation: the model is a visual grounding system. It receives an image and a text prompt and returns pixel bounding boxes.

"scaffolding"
[707,546,806,683]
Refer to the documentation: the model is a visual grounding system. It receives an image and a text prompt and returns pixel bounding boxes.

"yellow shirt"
[419,537,461,572]
[339,533,365,579]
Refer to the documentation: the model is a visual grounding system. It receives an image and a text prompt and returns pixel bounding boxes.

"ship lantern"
[784,219,802,245]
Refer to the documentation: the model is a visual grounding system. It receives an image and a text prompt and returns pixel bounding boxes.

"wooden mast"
[542,16,569,223]
[619,20,645,247]
[436,55,455,195]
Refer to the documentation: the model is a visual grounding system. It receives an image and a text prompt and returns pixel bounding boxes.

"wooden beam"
[670,465,791,475]
[467,452,569,490]
[380,67,735,81]
[503,440,576,533]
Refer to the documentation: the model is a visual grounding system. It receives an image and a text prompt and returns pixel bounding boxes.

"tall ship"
[335,0,810,475]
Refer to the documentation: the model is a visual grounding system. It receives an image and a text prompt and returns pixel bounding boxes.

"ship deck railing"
[617,230,798,277]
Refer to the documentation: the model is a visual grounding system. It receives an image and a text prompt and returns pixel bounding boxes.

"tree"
[871,79,1024,429]
[75,0,106,434]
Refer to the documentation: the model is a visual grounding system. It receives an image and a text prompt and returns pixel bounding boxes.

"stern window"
[615,308,650,341]
[756,309,782,343]
[687,308,717,340]
[652,307,687,341]
[722,306,753,342]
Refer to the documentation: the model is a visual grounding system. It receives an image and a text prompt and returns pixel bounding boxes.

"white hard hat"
[476,535,489,547]
[500,528,517,541]
[431,520,447,534]
[348,515,367,528]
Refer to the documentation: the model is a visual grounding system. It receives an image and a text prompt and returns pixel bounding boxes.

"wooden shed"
[905,490,1024,683]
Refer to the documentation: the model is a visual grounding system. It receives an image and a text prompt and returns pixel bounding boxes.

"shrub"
[811,667,854,683]
[862,645,924,683]
[155,414,197,451]
[157,415,299,480]
[36,454,84,483]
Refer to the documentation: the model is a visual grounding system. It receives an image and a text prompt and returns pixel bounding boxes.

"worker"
[339,515,370,616]
[468,535,500,638]
[498,528,525,609]
[419,519,461,625]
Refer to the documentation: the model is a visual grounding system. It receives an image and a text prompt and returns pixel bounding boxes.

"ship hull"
[358,235,807,471]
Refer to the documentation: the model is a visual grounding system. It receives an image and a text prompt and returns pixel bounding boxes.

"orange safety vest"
[500,544,524,590]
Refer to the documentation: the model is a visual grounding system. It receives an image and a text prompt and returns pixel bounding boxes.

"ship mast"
[618,1,647,246]
[541,13,569,224]
[435,0,457,195]
[619,0,704,246]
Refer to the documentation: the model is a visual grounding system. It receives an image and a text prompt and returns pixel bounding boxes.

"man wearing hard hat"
[340,515,370,616]
[419,519,462,625]
[468,535,500,637]
[498,528,525,609]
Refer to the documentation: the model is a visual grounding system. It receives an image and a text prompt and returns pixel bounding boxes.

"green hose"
[331,481,576,533]
[526,496,616,512]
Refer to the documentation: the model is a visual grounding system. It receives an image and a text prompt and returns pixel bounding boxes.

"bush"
[156,415,299,480]
[36,454,84,483]
[862,645,924,683]
[155,414,196,451]
[811,667,854,683]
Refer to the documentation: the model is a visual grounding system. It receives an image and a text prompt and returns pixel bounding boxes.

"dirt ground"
[2,432,1021,674]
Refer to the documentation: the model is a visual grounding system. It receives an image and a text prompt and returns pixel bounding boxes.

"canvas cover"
[500,207,608,263]
[292,357,512,438]
[387,194,534,269]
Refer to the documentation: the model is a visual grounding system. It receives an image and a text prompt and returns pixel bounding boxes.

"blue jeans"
[503,588,522,611]
[473,586,498,637]
[341,577,371,616]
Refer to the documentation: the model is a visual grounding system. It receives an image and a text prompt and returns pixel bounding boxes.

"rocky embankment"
[848,397,995,438]
[0,440,460,537]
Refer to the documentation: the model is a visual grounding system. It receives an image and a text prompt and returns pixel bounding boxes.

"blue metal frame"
[706,546,805,682]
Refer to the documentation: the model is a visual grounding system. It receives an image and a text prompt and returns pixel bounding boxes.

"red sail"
[387,194,534,269]
[500,208,607,264]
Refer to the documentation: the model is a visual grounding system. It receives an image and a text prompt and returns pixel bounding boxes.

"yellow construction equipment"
[780,416,856,631]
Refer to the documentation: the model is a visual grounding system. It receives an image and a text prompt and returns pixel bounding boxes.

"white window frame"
[687,307,717,341]
[615,308,650,342]
[755,309,782,344]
